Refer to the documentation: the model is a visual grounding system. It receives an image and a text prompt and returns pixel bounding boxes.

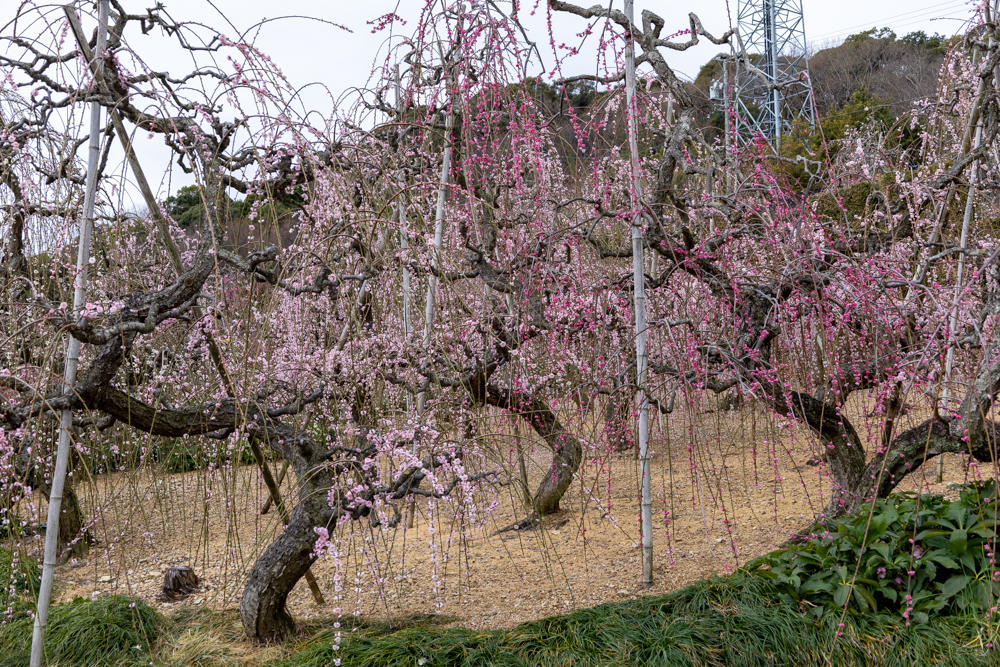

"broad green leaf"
[853,586,875,611]
[941,574,970,598]
[834,583,851,607]
[802,578,834,594]
[883,506,899,525]
[869,543,890,561]
[931,554,959,569]
[947,503,967,526]
[975,580,993,609]
[914,529,948,540]
[950,529,968,557]
[870,515,889,539]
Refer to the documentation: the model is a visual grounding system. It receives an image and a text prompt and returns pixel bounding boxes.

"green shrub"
[85,435,265,475]
[747,481,1000,623]
[0,548,39,616]
[0,594,162,667]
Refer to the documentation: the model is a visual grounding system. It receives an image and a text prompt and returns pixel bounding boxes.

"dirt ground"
[11,397,985,633]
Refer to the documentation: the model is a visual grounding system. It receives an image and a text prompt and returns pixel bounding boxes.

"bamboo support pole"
[624,0,653,588]
[937,2,998,481]
[30,5,109,665]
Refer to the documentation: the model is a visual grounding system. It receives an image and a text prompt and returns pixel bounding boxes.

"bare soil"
[14,399,982,633]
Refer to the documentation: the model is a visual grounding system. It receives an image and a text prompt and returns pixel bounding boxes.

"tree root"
[494,514,540,535]
[493,514,570,536]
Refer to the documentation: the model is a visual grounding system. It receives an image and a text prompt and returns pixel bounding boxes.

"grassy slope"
[1,559,997,666]
[268,574,997,667]
[0,594,161,667]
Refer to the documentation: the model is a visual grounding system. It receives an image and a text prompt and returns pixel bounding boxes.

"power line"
[809,0,967,41]
[809,0,966,40]
[811,10,970,47]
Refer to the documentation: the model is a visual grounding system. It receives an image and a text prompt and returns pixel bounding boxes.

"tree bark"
[25,432,91,561]
[604,384,635,453]
[239,426,335,643]
[49,480,90,562]
[239,482,333,643]
[484,385,582,515]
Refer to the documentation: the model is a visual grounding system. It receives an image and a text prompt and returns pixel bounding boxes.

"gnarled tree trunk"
[38,475,90,562]
[483,385,582,516]
[239,427,335,643]
[604,380,635,453]
[239,484,333,642]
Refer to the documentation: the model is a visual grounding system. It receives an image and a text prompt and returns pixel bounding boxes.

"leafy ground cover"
[747,480,1000,623]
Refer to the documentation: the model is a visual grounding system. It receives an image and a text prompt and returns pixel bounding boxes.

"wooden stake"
[259,461,288,515]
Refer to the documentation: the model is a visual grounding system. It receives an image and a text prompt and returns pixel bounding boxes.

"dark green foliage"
[156,438,258,474]
[0,548,39,613]
[522,77,599,110]
[165,185,299,230]
[237,192,299,223]
[264,574,996,667]
[159,437,207,473]
[83,435,268,475]
[164,185,209,228]
[0,595,161,667]
[811,181,874,223]
[747,481,1000,623]
[846,27,948,55]
[899,30,948,55]
[777,87,897,186]
[845,27,898,44]
[269,614,459,667]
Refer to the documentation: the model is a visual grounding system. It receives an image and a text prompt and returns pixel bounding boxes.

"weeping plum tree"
[0,0,605,642]
[0,1,514,642]
[547,0,1000,519]
[2,0,1000,646]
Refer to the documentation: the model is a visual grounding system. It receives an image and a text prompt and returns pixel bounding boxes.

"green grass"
[275,574,998,667]
[1,576,995,667]
[0,547,39,613]
[0,595,161,667]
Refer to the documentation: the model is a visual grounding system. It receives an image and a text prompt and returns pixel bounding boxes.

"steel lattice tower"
[733,0,814,148]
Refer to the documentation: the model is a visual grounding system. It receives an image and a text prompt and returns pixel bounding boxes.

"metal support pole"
[767,0,781,149]
[722,57,733,192]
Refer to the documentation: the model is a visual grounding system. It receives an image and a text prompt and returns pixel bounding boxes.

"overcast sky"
[141,0,974,91]
[0,0,979,205]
